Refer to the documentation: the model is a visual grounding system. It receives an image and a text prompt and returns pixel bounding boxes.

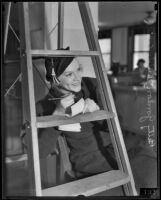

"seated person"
[37,47,118,178]
[134,59,148,81]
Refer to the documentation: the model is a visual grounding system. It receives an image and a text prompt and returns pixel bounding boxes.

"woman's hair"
[45,47,75,83]
[137,59,145,66]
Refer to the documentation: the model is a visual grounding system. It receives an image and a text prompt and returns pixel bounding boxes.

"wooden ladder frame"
[4,2,11,55]
[18,2,137,196]
[78,3,137,196]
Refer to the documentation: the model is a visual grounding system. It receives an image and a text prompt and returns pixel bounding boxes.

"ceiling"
[98,2,157,29]
[4,2,158,31]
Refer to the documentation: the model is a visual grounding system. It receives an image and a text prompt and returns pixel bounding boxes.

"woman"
[36,47,118,178]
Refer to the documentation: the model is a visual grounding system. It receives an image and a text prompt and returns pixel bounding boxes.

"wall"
[63,3,98,78]
[29,2,98,102]
[112,27,128,65]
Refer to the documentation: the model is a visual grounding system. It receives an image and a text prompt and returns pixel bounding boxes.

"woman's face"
[138,62,145,68]
[58,59,83,93]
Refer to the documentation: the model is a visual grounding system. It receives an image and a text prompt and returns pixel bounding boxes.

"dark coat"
[36,77,117,176]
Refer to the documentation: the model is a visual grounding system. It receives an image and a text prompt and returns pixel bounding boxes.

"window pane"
[102,54,111,71]
[133,52,149,69]
[99,39,111,53]
[134,34,150,51]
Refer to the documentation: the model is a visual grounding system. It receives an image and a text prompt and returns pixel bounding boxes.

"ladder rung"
[37,110,115,128]
[42,170,130,196]
[31,50,100,57]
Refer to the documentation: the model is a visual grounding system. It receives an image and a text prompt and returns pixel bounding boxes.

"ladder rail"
[78,2,137,195]
[57,2,64,49]
[78,3,134,195]
[4,2,11,55]
[18,2,42,196]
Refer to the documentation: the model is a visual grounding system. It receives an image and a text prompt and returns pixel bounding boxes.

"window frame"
[128,23,156,71]
[133,33,150,69]
[98,29,112,71]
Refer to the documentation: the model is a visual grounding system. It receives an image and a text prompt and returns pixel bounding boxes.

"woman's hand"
[53,93,75,115]
[60,93,75,109]
[82,98,100,113]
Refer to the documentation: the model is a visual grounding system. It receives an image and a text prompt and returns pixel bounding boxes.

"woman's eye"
[65,73,72,77]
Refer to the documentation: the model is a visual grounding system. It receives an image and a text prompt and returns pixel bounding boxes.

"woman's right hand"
[82,98,100,113]
[60,93,75,109]
[53,93,75,115]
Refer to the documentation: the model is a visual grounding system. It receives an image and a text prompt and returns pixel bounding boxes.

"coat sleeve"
[36,93,56,116]
[83,77,110,139]
[36,95,61,158]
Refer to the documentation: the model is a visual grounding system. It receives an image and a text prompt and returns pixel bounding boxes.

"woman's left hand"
[82,98,100,113]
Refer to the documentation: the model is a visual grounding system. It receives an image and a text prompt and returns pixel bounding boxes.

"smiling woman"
[32,46,118,180]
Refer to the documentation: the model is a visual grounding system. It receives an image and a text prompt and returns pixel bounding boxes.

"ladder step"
[37,110,115,128]
[42,170,130,196]
[31,49,100,57]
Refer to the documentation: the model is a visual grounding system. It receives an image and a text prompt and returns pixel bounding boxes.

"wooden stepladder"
[18,2,138,196]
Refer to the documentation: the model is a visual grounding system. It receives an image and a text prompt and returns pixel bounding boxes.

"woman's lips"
[72,82,81,86]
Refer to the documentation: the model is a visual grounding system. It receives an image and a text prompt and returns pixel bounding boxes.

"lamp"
[144,11,156,25]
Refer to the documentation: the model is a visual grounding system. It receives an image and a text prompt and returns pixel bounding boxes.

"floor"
[3,131,158,197]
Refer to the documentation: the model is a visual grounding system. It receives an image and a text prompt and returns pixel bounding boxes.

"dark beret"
[45,47,75,82]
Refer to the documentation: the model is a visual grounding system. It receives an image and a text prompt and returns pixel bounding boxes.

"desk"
[112,84,157,145]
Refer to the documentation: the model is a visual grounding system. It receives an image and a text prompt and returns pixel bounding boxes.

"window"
[99,38,111,71]
[98,30,112,71]
[130,24,157,71]
[133,34,150,69]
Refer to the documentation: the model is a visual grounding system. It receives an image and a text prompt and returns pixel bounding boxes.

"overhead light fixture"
[144,11,156,25]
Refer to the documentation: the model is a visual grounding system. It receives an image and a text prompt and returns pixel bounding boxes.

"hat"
[45,47,75,83]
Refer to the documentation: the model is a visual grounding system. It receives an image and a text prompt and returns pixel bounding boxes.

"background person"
[134,59,148,80]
